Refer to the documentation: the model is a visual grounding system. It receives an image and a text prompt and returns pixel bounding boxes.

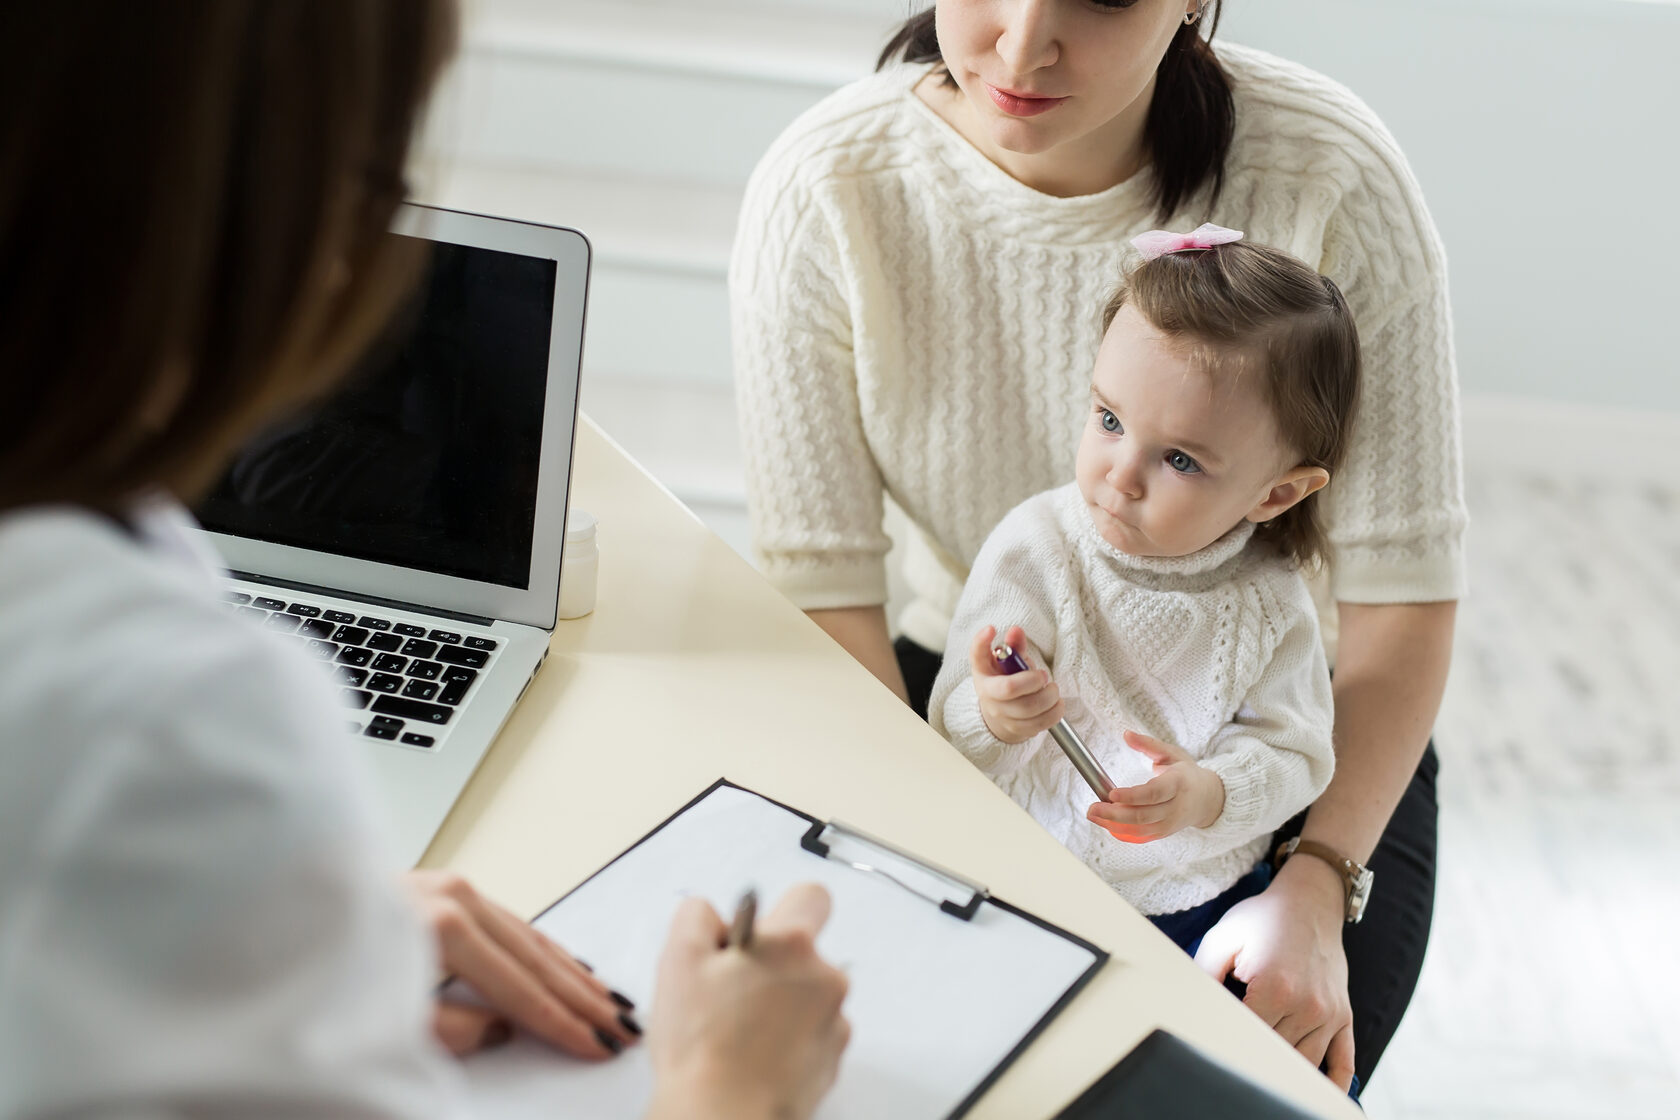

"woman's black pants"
[894,636,1438,1089]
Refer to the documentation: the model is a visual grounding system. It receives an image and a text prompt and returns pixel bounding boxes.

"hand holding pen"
[967,625,1068,745]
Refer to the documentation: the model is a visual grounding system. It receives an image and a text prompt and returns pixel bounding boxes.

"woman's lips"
[986,84,1068,118]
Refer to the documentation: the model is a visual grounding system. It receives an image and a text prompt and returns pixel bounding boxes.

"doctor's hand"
[645,883,851,1120]
[403,869,642,1060]
[970,625,1064,744]
[1086,730,1224,842]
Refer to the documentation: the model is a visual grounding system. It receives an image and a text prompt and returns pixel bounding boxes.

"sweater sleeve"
[1316,125,1469,605]
[928,499,1065,774]
[730,152,892,610]
[1195,578,1337,845]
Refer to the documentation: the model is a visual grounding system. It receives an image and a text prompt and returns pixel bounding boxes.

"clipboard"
[451,779,1108,1119]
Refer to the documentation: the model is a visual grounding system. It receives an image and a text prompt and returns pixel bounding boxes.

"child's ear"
[1245,466,1329,525]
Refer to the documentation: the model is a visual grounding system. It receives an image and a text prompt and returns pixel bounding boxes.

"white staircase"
[414,0,917,554]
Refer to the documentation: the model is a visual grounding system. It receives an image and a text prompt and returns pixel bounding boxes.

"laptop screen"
[196,236,558,590]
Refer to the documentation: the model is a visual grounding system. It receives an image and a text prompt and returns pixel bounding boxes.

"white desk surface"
[422,418,1360,1119]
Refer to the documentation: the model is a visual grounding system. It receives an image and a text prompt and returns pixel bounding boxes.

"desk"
[424,418,1360,1119]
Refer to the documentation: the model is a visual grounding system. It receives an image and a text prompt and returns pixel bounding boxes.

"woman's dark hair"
[0,1,458,512]
[1102,241,1362,568]
[878,3,1235,219]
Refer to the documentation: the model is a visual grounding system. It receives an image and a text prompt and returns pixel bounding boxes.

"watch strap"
[1273,837,1366,921]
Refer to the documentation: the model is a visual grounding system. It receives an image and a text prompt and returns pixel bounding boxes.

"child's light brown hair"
[1102,241,1362,568]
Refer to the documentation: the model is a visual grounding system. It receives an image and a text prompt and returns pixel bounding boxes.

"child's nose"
[1109,450,1145,499]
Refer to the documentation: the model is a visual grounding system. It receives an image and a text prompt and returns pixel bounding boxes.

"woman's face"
[933,0,1192,170]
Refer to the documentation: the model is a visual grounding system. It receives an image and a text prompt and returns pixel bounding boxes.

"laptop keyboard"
[221,590,500,750]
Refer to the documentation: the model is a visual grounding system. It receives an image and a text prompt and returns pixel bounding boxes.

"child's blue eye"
[1167,450,1201,475]
[1100,410,1121,433]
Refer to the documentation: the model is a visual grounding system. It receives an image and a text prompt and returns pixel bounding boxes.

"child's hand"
[968,624,1065,744]
[1086,730,1225,843]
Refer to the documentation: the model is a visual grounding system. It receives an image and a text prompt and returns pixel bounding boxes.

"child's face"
[1075,304,1326,558]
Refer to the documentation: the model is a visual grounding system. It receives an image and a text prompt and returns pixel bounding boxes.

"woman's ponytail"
[877,4,1235,220]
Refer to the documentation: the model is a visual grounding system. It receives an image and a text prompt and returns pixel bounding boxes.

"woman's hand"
[1086,730,1224,842]
[645,884,851,1120]
[1192,856,1356,1091]
[970,625,1064,743]
[403,869,641,1059]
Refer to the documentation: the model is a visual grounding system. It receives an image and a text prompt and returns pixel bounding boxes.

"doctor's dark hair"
[878,2,1235,220]
[0,1,457,513]
[1102,242,1362,568]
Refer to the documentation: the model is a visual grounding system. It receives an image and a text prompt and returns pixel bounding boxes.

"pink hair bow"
[1130,223,1244,260]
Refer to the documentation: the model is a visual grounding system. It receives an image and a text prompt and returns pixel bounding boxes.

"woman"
[731,0,1463,1092]
[0,4,847,1118]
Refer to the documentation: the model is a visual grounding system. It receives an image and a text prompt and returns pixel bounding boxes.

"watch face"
[1348,867,1375,923]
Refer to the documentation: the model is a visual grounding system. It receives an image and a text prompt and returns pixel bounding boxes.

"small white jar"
[557,509,598,619]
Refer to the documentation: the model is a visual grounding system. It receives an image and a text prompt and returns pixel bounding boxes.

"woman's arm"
[807,606,909,704]
[1194,600,1455,1090]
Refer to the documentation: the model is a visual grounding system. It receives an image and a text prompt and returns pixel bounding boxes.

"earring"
[1184,2,1204,25]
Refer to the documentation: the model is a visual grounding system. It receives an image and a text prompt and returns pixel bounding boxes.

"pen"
[991,640,1117,799]
[727,888,757,950]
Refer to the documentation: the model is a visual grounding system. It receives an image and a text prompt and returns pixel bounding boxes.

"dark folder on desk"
[452,779,1107,1119]
[1054,1029,1319,1119]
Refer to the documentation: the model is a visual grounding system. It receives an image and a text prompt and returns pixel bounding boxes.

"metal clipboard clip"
[800,818,990,921]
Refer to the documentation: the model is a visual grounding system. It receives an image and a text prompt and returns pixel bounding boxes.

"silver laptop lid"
[195,204,588,630]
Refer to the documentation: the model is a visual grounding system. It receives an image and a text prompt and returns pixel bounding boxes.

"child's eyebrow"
[1088,384,1223,468]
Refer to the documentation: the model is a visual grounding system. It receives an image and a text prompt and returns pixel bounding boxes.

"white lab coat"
[0,499,465,1117]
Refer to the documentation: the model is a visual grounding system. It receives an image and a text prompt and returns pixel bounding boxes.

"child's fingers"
[1105,775,1176,807]
[981,668,1056,704]
[990,681,1061,720]
[1087,801,1170,827]
[1098,822,1164,844]
[1121,728,1191,767]
[967,625,1001,676]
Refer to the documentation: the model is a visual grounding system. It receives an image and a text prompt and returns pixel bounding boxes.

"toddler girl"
[929,226,1359,954]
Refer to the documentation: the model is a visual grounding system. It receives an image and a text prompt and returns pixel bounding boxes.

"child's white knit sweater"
[929,484,1335,916]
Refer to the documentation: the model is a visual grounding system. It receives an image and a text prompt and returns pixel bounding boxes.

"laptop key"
[306,639,339,660]
[371,653,407,673]
[428,630,463,645]
[337,667,368,687]
[323,610,356,624]
[337,646,373,667]
[406,659,442,681]
[238,606,268,622]
[400,733,436,748]
[437,667,478,706]
[393,623,427,638]
[402,679,440,701]
[299,618,335,639]
[263,613,302,633]
[340,688,372,709]
[285,603,322,618]
[400,638,438,659]
[251,597,285,611]
[331,625,369,646]
[364,718,402,740]
[367,673,403,694]
[462,636,498,652]
[371,695,453,725]
[223,591,252,605]
[358,616,392,631]
[436,646,487,668]
[365,632,403,652]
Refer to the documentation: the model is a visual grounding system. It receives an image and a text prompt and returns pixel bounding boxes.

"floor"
[1356,469,1680,1119]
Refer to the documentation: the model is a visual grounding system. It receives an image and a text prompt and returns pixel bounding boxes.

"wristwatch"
[1273,837,1375,924]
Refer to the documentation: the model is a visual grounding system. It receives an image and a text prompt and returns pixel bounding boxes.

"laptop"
[194,203,589,866]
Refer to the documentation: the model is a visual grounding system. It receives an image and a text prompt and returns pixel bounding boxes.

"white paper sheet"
[453,783,1103,1119]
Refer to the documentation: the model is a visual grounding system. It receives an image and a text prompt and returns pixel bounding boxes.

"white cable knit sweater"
[730,44,1468,657]
[928,485,1335,914]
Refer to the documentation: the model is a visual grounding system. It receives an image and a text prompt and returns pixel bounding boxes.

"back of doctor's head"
[0,1,457,514]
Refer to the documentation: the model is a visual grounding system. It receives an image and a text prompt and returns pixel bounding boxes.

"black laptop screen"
[195,236,558,589]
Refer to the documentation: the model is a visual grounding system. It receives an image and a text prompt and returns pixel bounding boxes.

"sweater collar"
[1065,487,1258,580]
